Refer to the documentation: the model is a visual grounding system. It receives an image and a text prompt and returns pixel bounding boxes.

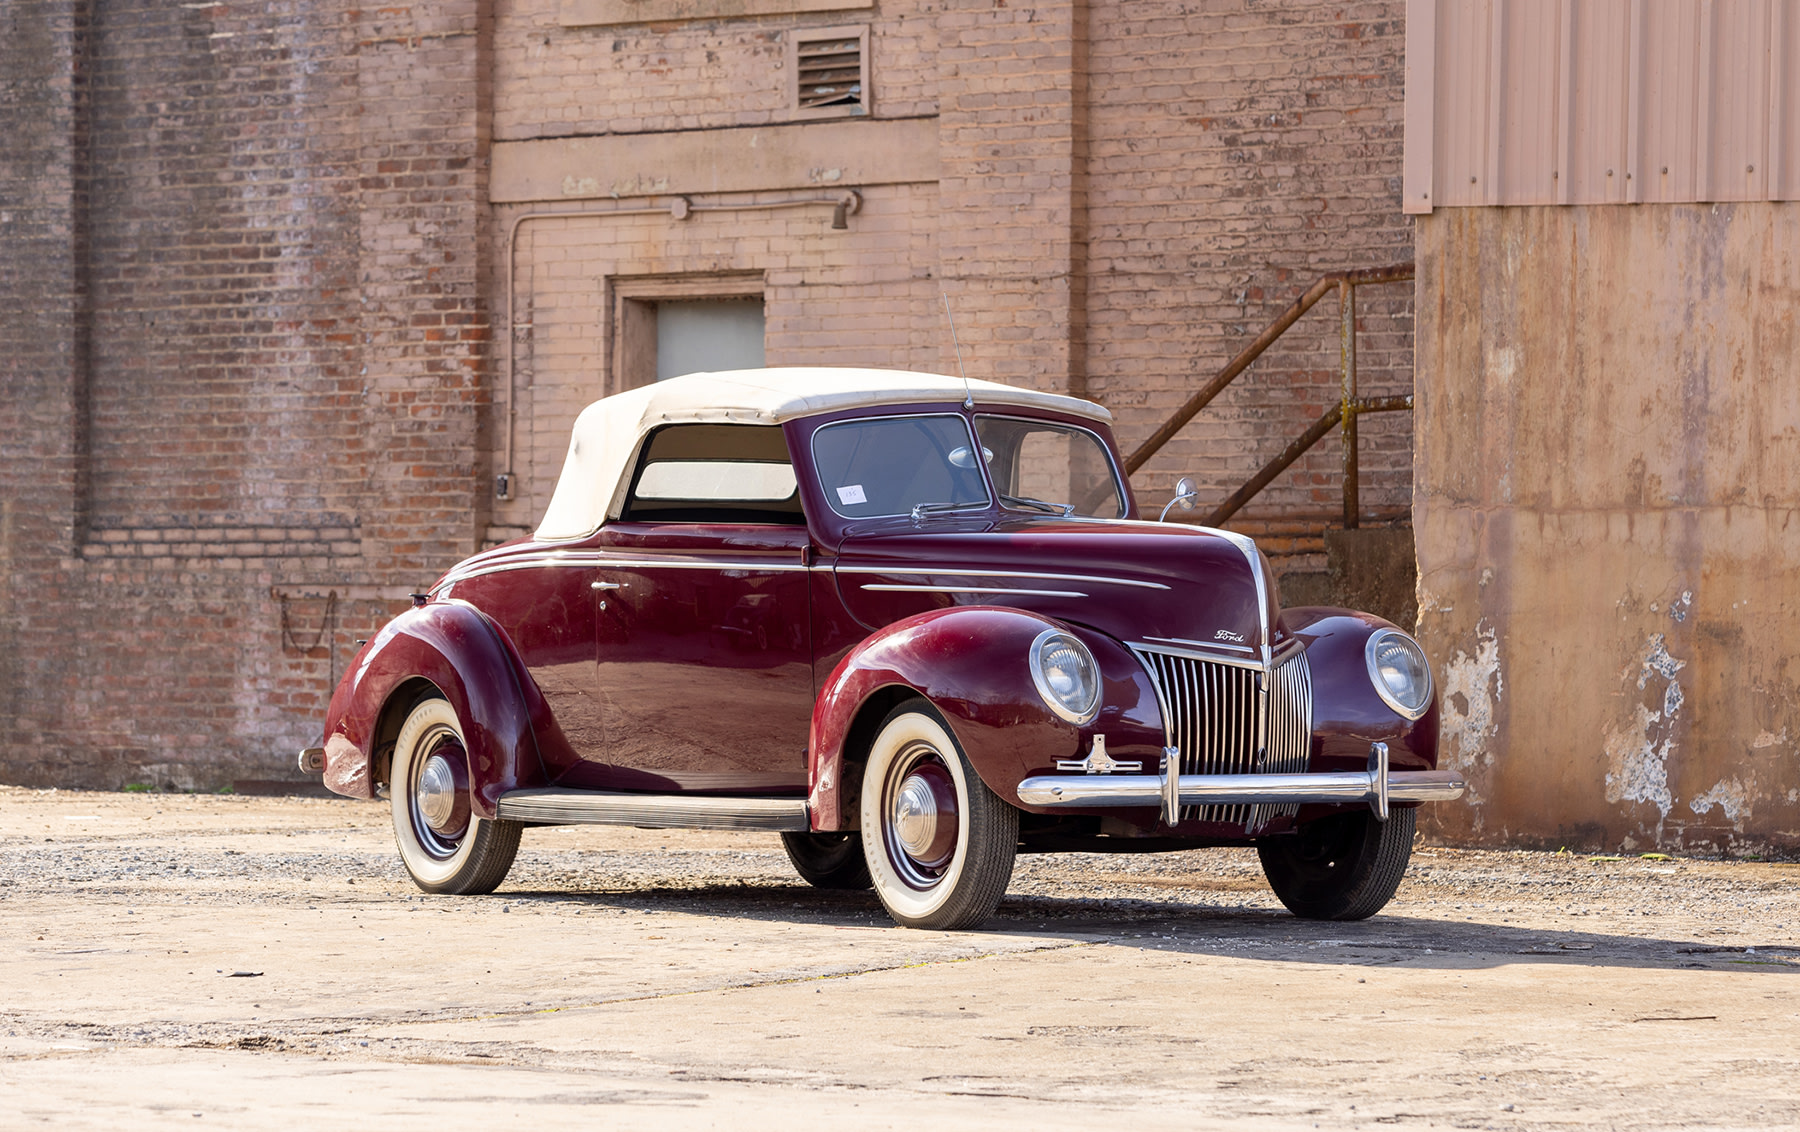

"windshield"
[811,414,991,519]
[974,416,1125,519]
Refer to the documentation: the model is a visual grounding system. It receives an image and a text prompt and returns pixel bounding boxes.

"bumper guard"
[1016,741,1465,824]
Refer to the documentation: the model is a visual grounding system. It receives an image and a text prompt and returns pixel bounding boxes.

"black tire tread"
[1258,806,1415,921]
[915,767,1018,931]
[1337,807,1416,919]
[440,818,523,896]
[780,831,873,890]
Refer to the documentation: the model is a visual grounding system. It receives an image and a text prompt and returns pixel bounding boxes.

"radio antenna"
[941,293,974,409]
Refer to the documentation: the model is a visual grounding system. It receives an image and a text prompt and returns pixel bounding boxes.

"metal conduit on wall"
[496,190,862,500]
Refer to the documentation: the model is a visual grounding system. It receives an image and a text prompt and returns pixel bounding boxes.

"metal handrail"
[1128,263,1415,529]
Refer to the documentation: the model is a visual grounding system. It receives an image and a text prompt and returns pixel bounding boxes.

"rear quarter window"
[622,424,805,524]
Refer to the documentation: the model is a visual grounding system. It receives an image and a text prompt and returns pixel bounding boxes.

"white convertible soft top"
[535,367,1112,541]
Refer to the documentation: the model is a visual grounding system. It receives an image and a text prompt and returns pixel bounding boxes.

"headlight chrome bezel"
[1028,629,1102,725]
[1364,627,1434,720]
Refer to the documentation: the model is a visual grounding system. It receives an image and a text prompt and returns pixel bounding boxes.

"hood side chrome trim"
[836,566,1169,590]
[1201,527,1271,663]
[1142,634,1256,655]
[860,584,1087,598]
[1129,640,1300,672]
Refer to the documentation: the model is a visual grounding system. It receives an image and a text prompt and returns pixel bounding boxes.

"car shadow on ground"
[488,881,1800,974]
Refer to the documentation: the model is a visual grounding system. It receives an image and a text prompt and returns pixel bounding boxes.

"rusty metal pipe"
[1341,279,1359,530]
[1352,394,1413,414]
[1124,263,1414,476]
[1202,403,1344,528]
[1327,263,1416,286]
[1125,277,1335,475]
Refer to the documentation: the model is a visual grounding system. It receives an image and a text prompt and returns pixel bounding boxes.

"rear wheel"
[390,697,521,895]
[1257,805,1416,921]
[781,832,872,889]
[860,702,1017,930]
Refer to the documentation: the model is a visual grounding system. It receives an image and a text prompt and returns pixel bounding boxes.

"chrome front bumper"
[1016,741,1465,824]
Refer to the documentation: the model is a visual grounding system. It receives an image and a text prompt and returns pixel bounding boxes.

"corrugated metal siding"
[1405,0,1800,212]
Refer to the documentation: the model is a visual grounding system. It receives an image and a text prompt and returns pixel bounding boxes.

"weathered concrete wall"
[1415,203,1800,854]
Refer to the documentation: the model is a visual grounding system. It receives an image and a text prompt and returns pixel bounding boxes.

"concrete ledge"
[560,0,870,27]
[490,117,938,203]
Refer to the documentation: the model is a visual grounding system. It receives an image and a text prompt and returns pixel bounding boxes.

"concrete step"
[1275,525,1416,629]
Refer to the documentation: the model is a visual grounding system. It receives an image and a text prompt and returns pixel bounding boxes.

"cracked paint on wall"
[1690,778,1751,831]
[1436,620,1502,825]
[1414,205,1800,850]
[1603,633,1686,821]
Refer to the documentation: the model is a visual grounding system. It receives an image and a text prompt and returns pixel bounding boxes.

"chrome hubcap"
[417,753,458,832]
[893,774,941,858]
[882,744,959,888]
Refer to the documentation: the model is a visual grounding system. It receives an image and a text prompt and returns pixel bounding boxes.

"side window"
[974,416,1126,519]
[623,424,804,524]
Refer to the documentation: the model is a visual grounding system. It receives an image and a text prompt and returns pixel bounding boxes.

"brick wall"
[493,0,1413,557]
[0,0,85,766]
[0,1,489,790]
[490,4,936,138]
[490,183,944,535]
[935,0,1089,401]
[3,0,1412,788]
[1084,0,1415,548]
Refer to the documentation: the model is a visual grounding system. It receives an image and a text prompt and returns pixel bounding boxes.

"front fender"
[1281,607,1441,772]
[807,606,1165,829]
[319,599,548,817]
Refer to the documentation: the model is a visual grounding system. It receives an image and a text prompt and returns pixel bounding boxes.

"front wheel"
[390,697,522,895]
[859,702,1017,930]
[1257,805,1416,921]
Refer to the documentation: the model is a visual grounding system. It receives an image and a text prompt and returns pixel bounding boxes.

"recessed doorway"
[610,274,766,393]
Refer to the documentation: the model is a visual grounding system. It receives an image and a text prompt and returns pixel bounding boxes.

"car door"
[553,423,815,795]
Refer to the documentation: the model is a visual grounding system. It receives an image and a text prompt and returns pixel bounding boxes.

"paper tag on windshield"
[836,484,867,506]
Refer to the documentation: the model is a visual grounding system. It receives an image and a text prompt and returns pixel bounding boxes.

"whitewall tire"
[390,697,521,895]
[859,702,1017,930]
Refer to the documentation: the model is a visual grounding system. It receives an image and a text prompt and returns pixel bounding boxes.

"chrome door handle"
[591,581,625,591]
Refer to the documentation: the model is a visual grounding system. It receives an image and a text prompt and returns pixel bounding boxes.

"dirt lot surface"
[2,786,1797,1130]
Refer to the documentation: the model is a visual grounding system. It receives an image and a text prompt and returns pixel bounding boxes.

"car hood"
[832,517,1288,660]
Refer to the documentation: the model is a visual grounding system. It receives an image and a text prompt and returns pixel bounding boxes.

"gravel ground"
[3,787,1798,1130]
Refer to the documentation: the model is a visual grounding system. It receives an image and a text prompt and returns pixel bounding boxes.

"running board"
[495,788,809,832]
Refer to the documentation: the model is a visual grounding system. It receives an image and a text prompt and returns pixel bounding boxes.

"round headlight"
[1028,629,1101,725]
[1365,628,1433,719]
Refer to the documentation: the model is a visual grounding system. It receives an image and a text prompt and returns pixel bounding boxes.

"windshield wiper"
[999,493,1076,517]
[909,500,989,522]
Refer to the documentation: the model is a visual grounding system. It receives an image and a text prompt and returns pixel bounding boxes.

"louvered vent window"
[790,27,868,117]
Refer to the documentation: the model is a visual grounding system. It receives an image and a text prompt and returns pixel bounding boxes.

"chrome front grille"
[1133,645,1315,830]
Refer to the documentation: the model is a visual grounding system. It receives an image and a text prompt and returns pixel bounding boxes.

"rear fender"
[807,607,1164,829]
[1281,607,1441,772]
[319,600,549,816]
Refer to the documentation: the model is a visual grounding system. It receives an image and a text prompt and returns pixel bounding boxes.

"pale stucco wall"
[1414,203,1800,854]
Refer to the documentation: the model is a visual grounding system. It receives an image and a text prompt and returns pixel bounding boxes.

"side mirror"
[1159,476,1200,523]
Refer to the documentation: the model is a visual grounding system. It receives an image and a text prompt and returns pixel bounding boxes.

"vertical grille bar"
[1133,646,1314,831]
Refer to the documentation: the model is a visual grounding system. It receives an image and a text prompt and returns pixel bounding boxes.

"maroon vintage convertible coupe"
[304,368,1463,929]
